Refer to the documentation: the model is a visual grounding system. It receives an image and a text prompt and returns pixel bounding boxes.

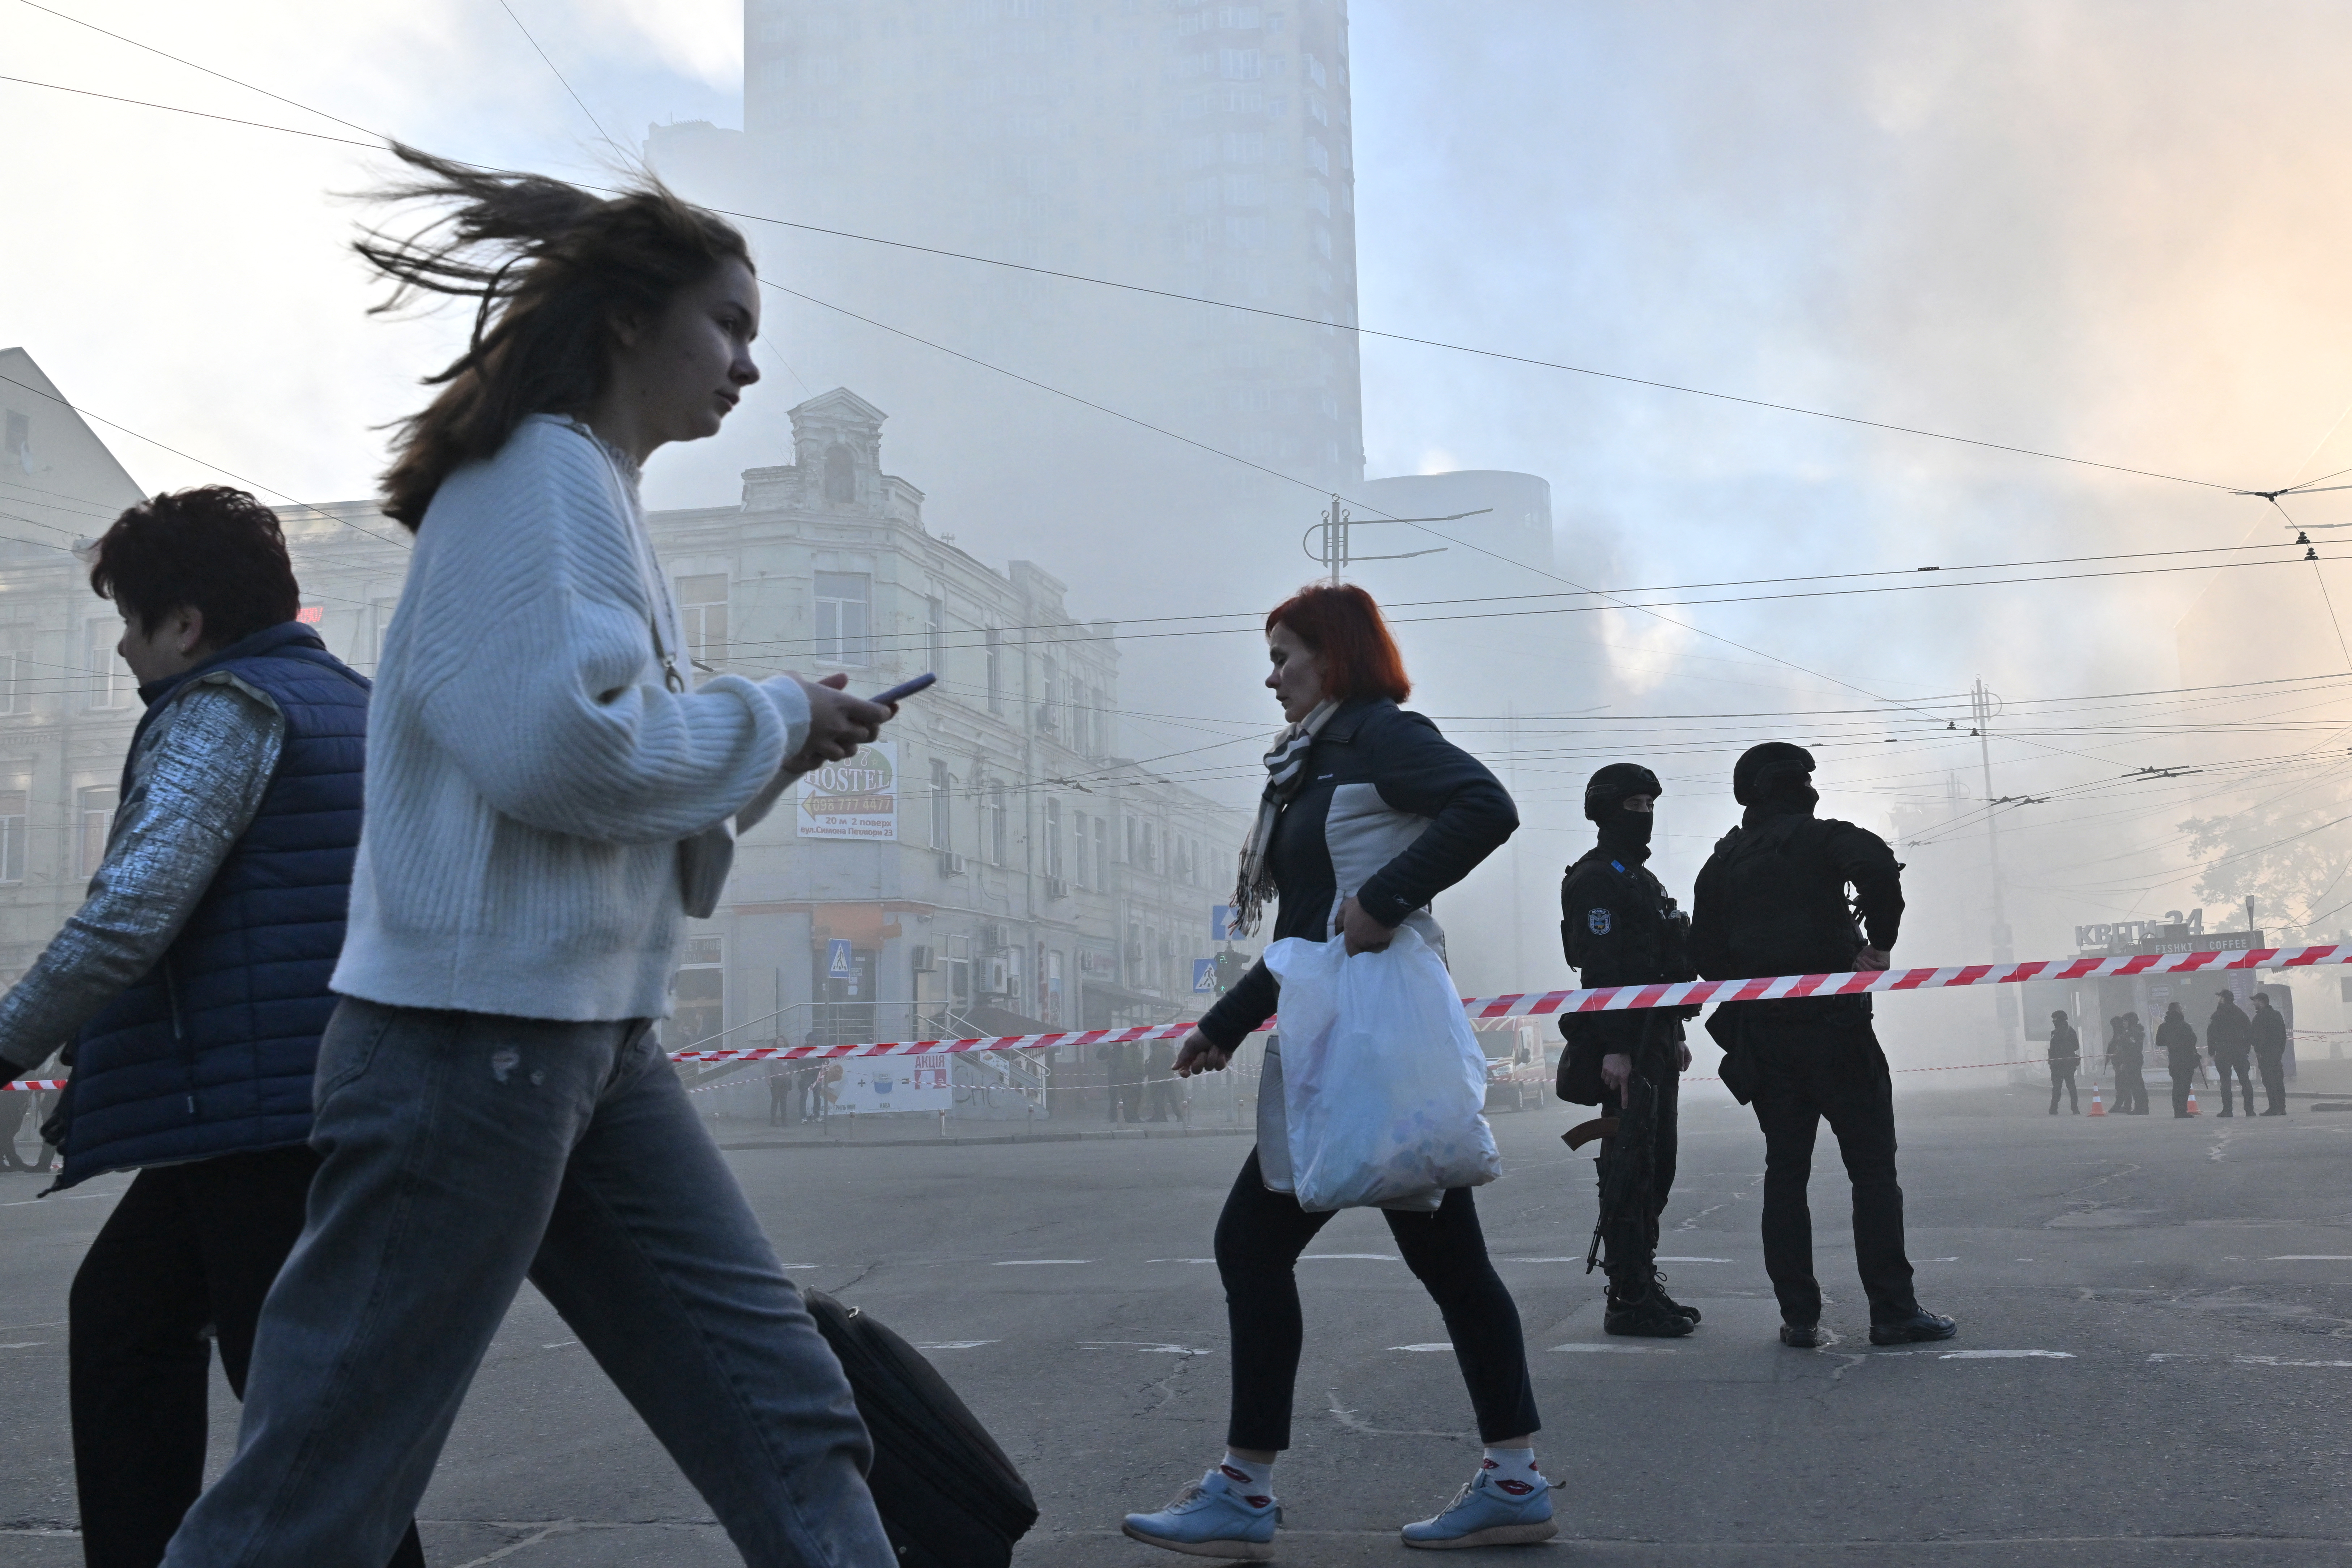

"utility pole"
[1973,677,2018,1057]
[1305,496,1494,583]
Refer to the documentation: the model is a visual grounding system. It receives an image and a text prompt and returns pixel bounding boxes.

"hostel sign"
[797,742,898,840]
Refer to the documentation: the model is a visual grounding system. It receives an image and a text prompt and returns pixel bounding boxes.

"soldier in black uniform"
[2046,1011,2082,1115]
[1558,763,1701,1338]
[1690,742,1956,1350]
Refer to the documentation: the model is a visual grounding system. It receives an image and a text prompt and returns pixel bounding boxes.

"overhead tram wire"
[0,373,410,552]
[0,31,2316,749]
[491,0,619,154]
[0,26,2258,497]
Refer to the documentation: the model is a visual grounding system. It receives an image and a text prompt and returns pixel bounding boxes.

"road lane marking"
[914,1341,999,1350]
[0,1342,47,1350]
[1084,1341,1212,1354]
[2266,1255,2352,1260]
[1301,1253,1398,1261]
[1391,1343,1453,1352]
[1939,1350,2073,1359]
[1656,1256,1734,1263]
[990,1259,1094,1266]
[1548,1343,1678,1354]
[1146,1258,1218,1264]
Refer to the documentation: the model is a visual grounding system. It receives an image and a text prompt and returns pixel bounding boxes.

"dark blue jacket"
[51,622,367,1189]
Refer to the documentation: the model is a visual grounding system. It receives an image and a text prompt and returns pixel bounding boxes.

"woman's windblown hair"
[1266,582,1412,704]
[358,143,753,529]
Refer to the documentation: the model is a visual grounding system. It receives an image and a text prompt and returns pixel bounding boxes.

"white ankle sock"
[1217,1452,1275,1503]
[1480,1447,1541,1496]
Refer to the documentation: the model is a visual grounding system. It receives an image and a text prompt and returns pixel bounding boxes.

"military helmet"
[1732,741,1816,805]
[1583,762,1662,822]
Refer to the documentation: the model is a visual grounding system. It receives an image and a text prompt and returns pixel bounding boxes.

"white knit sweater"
[332,414,810,1021]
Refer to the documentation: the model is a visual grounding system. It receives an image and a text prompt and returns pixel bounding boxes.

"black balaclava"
[1584,762,1662,858]
[1732,741,1818,822]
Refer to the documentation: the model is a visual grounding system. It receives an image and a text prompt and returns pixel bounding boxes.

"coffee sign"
[797,741,898,840]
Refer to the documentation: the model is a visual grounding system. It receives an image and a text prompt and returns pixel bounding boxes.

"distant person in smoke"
[2251,991,2290,1116]
[2157,1002,2201,1117]
[2108,1012,2150,1115]
[2207,989,2257,1117]
[1145,1035,1183,1122]
[2046,1011,2082,1115]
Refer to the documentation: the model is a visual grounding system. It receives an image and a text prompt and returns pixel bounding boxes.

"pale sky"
[8,0,2352,980]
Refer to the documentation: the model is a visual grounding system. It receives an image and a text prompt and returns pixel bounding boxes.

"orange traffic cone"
[2186,1090,2200,1115]
[2088,1085,2105,1116]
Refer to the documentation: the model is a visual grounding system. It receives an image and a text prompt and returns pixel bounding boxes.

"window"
[988,788,1009,866]
[673,935,724,1048]
[985,628,1003,714]
[676,574,729,668]
[2,411,26,471]
[0,788,24,883]
[924,597,945,673]
[85,619,130,709]
[1040,656,1059,736]
[76,786,117,878]
[813,572,872,666]
[1307,137,1329,175]
[365,597,399,673]
[1094,816,1110,890]
[0,649,20,715]
[1046,798,1064,880]
[930,759,953,848]
[823,443,857,503]
[1071,811,1087,886]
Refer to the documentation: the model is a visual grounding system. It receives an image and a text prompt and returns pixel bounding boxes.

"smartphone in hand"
[870,673,937,706]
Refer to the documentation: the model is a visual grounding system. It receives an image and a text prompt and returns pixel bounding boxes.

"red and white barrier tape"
[10,941,2335,1090]
[0,1078,64,1093]
[664,942,2352,1066]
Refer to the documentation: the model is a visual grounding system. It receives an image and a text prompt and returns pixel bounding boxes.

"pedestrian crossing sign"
[1192,958,1218,994]
[826,938,854,980]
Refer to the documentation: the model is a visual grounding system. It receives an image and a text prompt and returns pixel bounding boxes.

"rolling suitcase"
[803,1290,1038,1567]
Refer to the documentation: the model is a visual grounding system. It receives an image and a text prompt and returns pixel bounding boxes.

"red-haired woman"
[1122,584,1551,1556]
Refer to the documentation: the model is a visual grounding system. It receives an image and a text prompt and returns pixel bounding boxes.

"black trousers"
[69,1146,426,1568]
[2256,1050,2287,1113]
[1145,1078,1184,1123]
[1214,1149,1539,1450]
[2215,1055,2256,1115]
[1107,1078,1143,1122]
[2048,1062,2078,1113]
[1596,1065,1680,1292]
[2169,1064,2196,1115]
[2113,1060,2148,1114]
[1748,1023,1918,1328]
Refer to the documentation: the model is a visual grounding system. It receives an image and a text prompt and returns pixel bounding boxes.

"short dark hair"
[1265,583,1411,704]
[88,486,300,647]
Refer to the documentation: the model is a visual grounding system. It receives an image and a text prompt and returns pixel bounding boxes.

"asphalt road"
[4,1081,2350,1566]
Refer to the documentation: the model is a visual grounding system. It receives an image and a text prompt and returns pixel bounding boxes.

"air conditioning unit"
[911,945,937,973]
[936,851,967,877]
[1124,942,1145,963]
[1045,876,1069,900]
[981,923,1007,953]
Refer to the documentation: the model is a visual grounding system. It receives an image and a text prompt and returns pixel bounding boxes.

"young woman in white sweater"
[163,147,899,1568]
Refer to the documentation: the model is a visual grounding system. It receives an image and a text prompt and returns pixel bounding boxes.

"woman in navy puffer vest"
[0,487,422,1568]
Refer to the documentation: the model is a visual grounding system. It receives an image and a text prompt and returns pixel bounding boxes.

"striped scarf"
[1227,698,1339,938]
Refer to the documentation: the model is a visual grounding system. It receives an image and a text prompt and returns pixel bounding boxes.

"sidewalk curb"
[717,1125,1255,1152]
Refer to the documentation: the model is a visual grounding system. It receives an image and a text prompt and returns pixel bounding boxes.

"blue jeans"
[163,1000,891,1567]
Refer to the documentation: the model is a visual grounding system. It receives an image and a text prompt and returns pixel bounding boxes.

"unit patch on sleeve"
[1586,908,1612,935]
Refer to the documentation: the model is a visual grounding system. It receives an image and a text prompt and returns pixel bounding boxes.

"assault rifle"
[1562,1019,1667,1278]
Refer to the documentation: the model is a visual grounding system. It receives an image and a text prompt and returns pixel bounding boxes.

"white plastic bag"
[1263,925,1503,1212]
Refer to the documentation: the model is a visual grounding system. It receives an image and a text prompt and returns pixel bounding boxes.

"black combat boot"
[1649,1270,1701,1324]
[1604,1279,1695,1338]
